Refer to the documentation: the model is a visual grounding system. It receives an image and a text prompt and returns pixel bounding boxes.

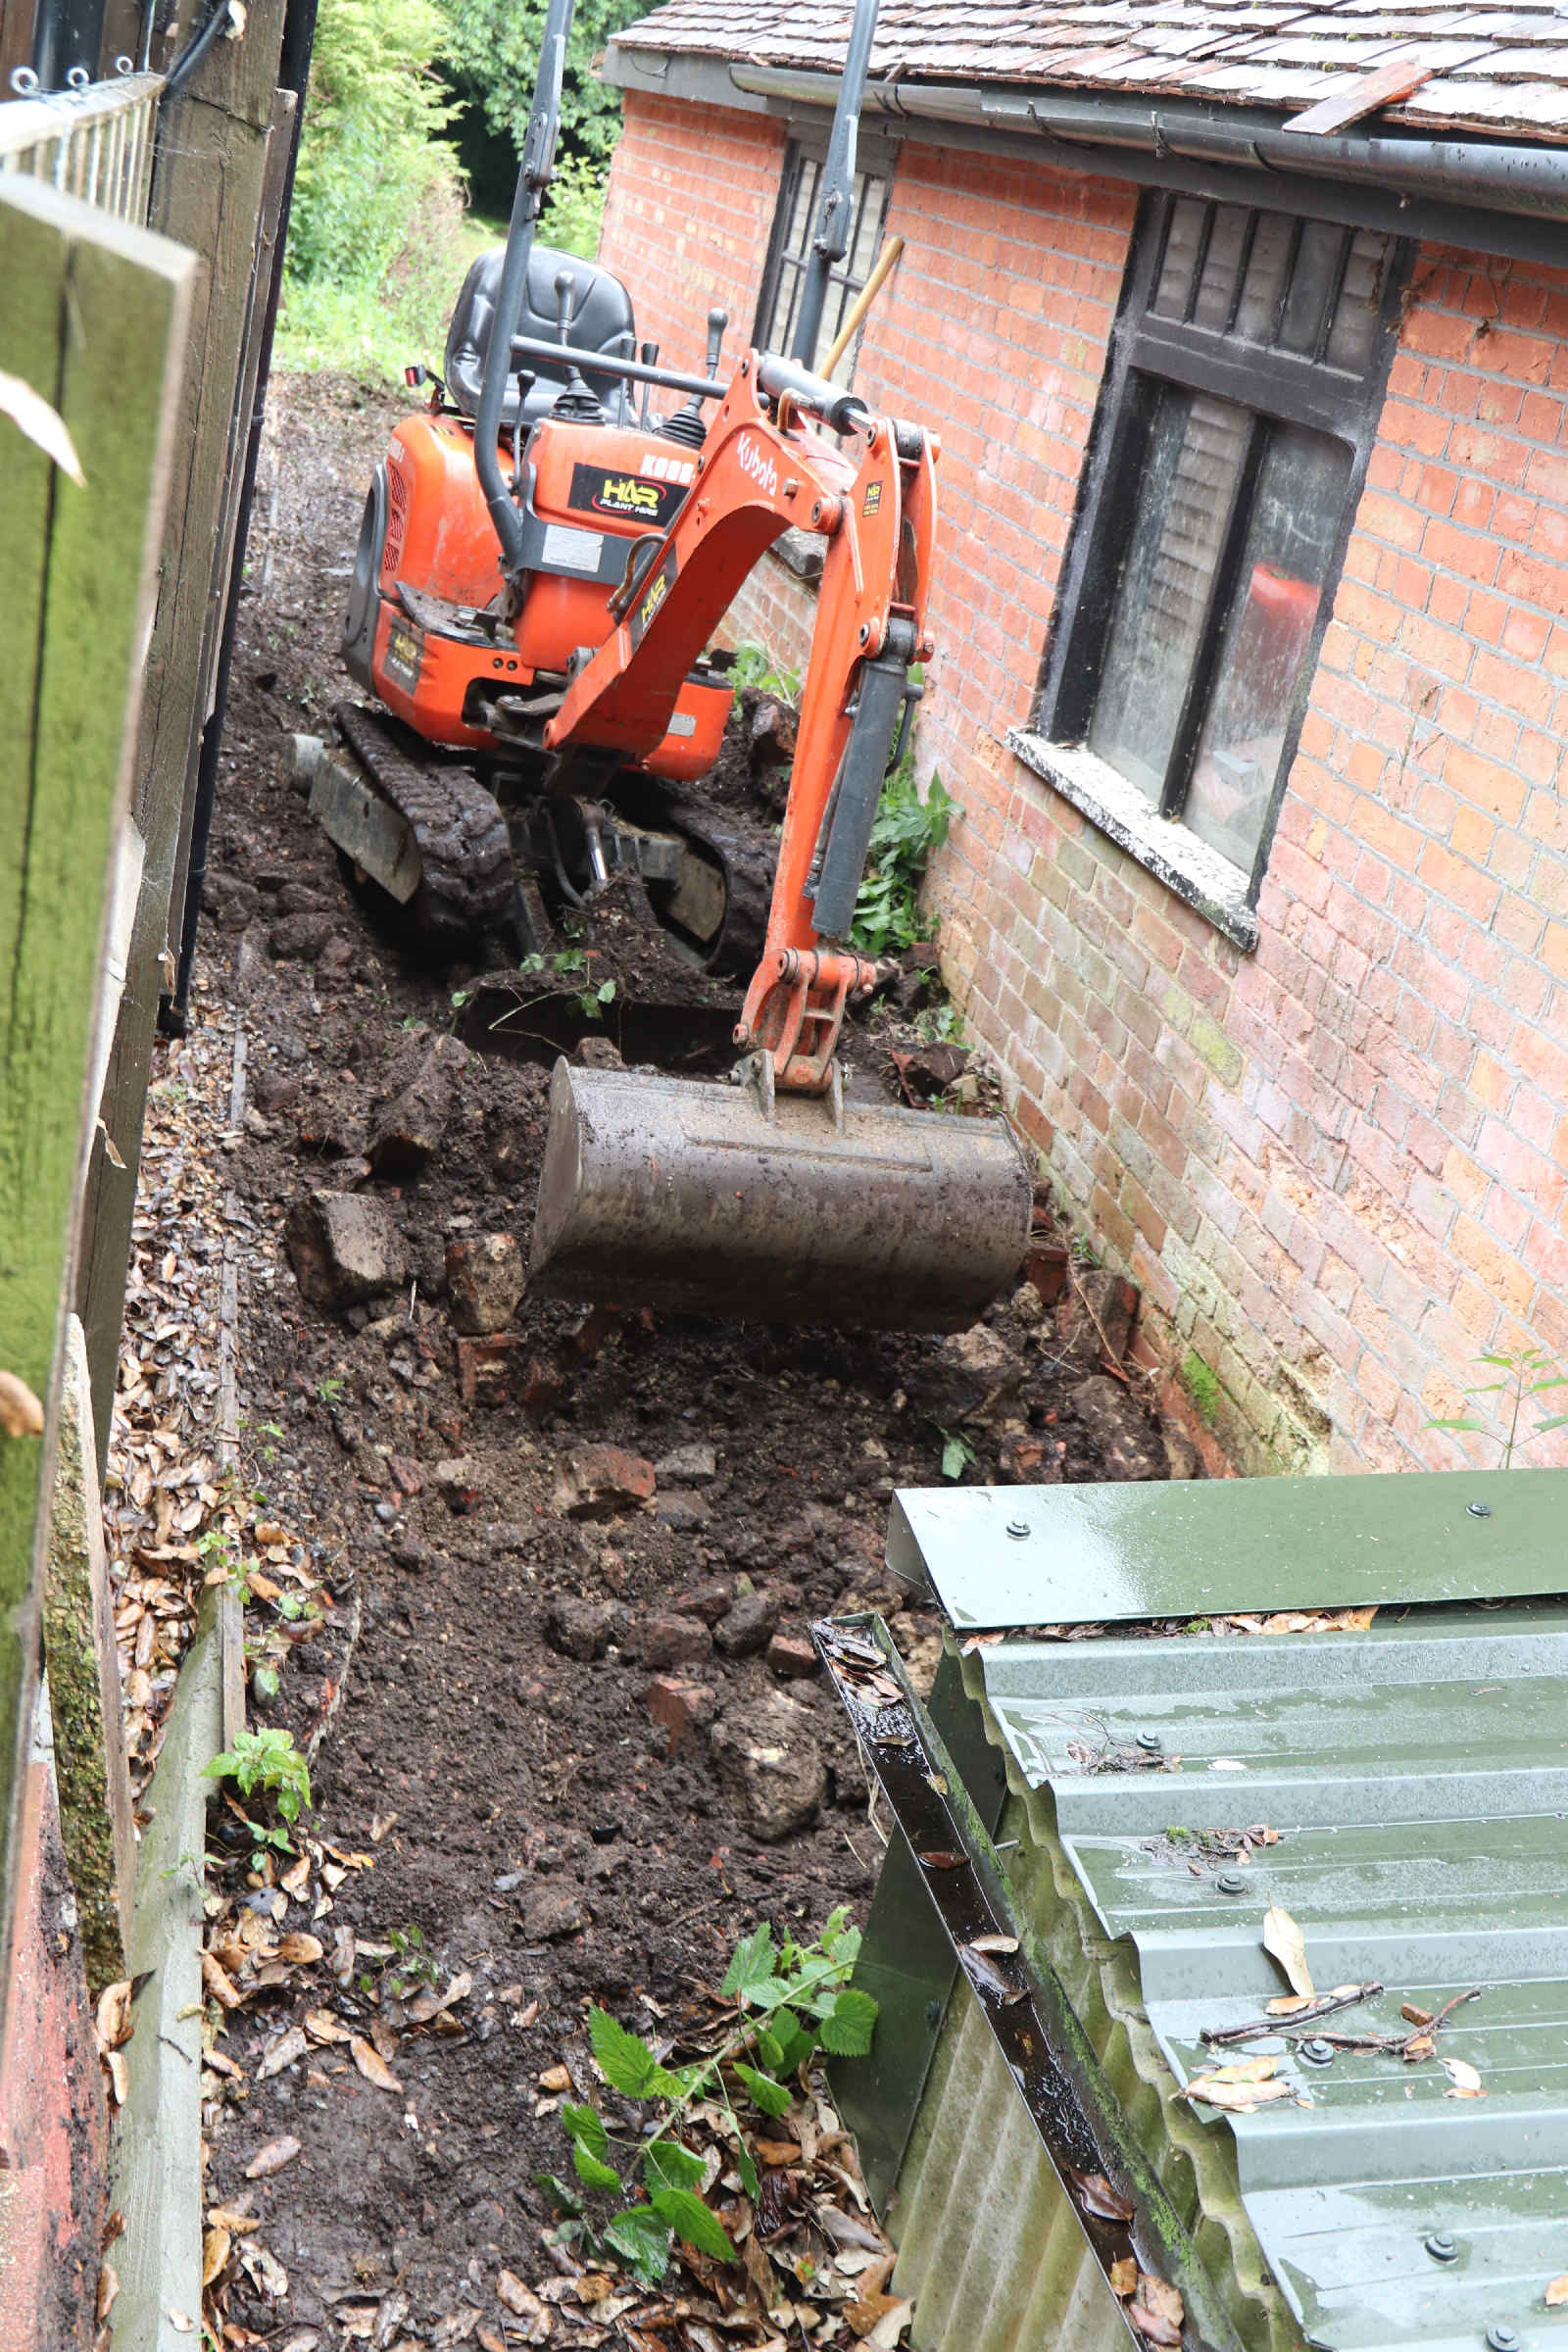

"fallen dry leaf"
[1205,2055,1279,2085]
[0,1369,45,1438]
[1402,2034,1435,2061]
[1262,1905,1314,2000]
[97,1980,134,2051]
[350,2034,403,2093]
[864,2297,913,2351]
[1263,1995,1314,2017]
[202,2226,232,2286]
[538,2064,571,2092]
[277,1932,324,1966]
[108,2050,128,2107]
[1127,2270,1185,2346]
[1441,2056,1486,2098]
[371,1813,399,1842]
[304,2007,352,2044]
[202,1952,243,2010]
[96,2263,120,2325]
[1109,2257,1138,2299]
[1545,2277,1568,2308]
[1182,2075,1295,2114]
[968,1934,1019,1954]
[206,2206,262,2236]
[406,1971,472,2025]
[244,2134,301,2179]
[1068,2170,1134,2223]
[258,2025,310,2080]
[496,2271,551,2340]
[915,1850,966,1870]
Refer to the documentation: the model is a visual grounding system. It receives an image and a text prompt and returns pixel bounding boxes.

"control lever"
[550,269,607,423]
[661,306,728,449]
[510,368,537,488]
[638,340,660,430]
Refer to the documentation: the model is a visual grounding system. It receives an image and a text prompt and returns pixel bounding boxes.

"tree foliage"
[435,0,646,173]
[289,0,459,288]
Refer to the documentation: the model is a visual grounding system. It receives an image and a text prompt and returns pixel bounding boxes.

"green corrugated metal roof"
[969,1603,1568,2352]
[886,1471,1568,1630]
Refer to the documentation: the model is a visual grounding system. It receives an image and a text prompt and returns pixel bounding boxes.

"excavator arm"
[546,351,938,1095]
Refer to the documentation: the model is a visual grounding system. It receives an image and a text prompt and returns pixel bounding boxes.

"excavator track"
[655,791,777,977]
[333,703,514,950]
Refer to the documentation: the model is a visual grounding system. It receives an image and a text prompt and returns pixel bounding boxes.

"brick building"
[593,0,1568,1476]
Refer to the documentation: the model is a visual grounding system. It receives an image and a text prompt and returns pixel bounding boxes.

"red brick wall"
[602,98,1568,1477]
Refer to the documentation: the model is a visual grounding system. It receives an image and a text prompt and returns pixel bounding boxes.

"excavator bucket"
[529,1060,1033,1333]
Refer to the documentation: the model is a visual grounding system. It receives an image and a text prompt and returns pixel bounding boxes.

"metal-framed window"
[753,134,893,385]
[1034,191,1410,912]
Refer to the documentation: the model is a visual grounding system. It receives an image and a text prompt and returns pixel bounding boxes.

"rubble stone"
[714,1590,781,1657]
[284,1190,406,1308]
[654,1493,711,1534]
[368,1032,469,1179]
[1161,1424,1202,1481]
[626,1612,711,1669]
[446,1232,524,1335]
[655,1442,717,1486]
[554,1444,656,1520]
[544,1597,617,1661]
[765,1631,818,1681]
[938,1322,1026,1413]
[1070,1375,1167,1482]
[647,1675,716,1754]
[711,1692,827,1841]
[517,1881,587,1941]
[674,1579,734,1625]
[432,1455,483,1513]
[270,910,336,961]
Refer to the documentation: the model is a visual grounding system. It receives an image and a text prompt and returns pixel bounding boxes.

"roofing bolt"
[1299,2037,1337,2066]
[1006,1519,1029,1540]
[1467,1500,1493,1518]
[1425,2235,1457,2263]
[1215,1872,1247,1896]
[1486,2328,1519,2352]
[1136,1731,1162,1752]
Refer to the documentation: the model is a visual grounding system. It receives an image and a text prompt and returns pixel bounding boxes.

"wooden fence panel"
[0,171,193,2004]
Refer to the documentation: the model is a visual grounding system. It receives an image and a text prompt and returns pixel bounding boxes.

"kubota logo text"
[735,434,778,499]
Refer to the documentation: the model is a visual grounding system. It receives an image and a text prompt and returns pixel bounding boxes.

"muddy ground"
[187,371,1190,2346]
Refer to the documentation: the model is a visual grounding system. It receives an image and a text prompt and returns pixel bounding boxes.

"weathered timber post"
[75,0,291,1457]
[0,163,193,2054]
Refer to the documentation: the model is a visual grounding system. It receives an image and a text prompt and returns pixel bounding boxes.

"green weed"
[542,1912,875,2284]
[850,761,956,958]
[1428,1345,1568,1467]
[1181,1352,1221,1428]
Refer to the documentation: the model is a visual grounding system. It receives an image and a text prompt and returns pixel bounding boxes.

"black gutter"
[161,0,321,1034]
[604,42,1568,266]
[730,63,1568,223]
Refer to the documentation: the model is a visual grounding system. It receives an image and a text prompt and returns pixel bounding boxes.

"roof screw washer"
[1005,1518,1029,1540]
[1425,2235,1457,2263]
[1486,2328,1519,2352]
[1467,1500,1493,1518]
[1299,2036,1336,2066]
[1136,1730,1162,1752]
[1215,1871,1247,1896]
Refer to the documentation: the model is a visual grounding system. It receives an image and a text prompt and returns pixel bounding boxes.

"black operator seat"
[444,244,636,428]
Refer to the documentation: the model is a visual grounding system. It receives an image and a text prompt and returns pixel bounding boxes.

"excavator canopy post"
[529,1059,1033,1333]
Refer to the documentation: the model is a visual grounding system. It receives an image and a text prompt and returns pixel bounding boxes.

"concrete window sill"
[1005,730,1260,954]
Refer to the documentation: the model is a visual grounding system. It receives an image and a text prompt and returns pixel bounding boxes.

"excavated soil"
[191,370,1183,2343]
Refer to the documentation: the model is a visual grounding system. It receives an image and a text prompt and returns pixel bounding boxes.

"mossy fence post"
[0,169,193,2025]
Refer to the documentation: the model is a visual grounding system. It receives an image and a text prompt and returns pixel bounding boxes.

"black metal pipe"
[161,0,321,1035]
[473,0,573,577]
[790,0,882,367]
[508,330,724,404]
[162,0,231,100]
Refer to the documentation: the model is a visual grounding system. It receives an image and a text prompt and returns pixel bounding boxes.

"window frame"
[752,126,896,383]
[1031,190,1412,933]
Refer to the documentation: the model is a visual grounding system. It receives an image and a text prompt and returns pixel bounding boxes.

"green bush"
[436,0,645,177]
[850,760,957,957]
[287,0,460,292]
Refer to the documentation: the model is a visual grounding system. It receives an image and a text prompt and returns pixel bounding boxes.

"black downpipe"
[162,0,233,101]
[788,0,882,367]
[474,0,574,579]
[160,0,321,1035]
[29,0,108,90]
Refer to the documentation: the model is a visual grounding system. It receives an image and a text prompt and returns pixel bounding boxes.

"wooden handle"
[822,234,904,379]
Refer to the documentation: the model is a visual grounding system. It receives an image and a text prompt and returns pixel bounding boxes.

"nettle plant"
[543,1911,877,2283]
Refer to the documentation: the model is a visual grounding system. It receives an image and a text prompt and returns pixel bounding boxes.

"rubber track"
[657,792,777,977]
[334,703,514,948]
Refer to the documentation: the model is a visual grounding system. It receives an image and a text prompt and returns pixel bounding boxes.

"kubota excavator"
[309,0,1031,1332]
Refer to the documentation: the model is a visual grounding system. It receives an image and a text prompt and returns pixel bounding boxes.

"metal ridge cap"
[1046,1766,1568,1834]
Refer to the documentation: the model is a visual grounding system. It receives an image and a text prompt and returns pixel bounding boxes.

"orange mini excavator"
[312,0,1031,1331]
